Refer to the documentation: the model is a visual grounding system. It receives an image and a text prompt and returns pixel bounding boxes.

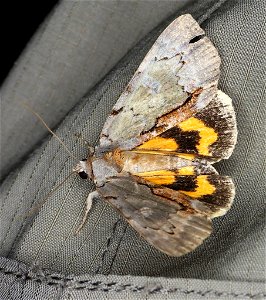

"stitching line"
[106,222,127,275]
[0,267,265,299]
[95,219,121,274]
[7,156,72,257]
[0,141,55,252]
[197,0,228,24]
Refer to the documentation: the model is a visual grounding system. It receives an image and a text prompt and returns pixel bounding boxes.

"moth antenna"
[16,171,75,220]
[74,133,94,154]
[21,102,79,161]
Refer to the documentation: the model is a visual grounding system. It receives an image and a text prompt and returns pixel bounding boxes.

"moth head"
[72,143,95,180]
[73,158,93,180]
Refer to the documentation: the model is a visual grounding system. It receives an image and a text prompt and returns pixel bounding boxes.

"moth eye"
[78,171,88,179]
[81,158,87,162]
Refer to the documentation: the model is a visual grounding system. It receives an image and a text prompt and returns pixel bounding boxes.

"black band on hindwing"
[160,127,200,153]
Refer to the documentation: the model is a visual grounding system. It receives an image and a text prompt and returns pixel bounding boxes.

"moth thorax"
[73,158,93,180]
[104,149,126,170]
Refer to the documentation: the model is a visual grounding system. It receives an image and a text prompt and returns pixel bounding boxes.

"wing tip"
[216,90,238,160]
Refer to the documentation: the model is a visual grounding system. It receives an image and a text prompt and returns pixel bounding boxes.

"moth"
[73,14,237,257]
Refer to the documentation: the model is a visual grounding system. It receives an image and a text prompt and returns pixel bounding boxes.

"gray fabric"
[1,0,265,299]
[0,257,265,300]
[0,0,191,180]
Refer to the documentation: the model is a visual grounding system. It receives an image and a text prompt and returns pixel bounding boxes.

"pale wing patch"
[100,14,221,149]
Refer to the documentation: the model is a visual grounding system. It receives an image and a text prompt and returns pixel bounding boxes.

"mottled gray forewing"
[100,14,221,149]
[98,176,212,257]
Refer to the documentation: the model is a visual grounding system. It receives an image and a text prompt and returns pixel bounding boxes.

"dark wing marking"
[135,90,237,161]
[194,90,237,160]
[143,174,235,218]
[98,176,212,257]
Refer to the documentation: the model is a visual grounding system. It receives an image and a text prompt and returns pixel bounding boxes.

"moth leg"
[75,190,98,235]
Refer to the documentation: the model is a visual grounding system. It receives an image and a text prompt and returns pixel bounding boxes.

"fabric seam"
[197,0,228,24]
[0,267,265,299]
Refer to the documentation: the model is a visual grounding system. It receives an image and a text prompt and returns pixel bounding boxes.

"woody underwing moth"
[73,14,237,256]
